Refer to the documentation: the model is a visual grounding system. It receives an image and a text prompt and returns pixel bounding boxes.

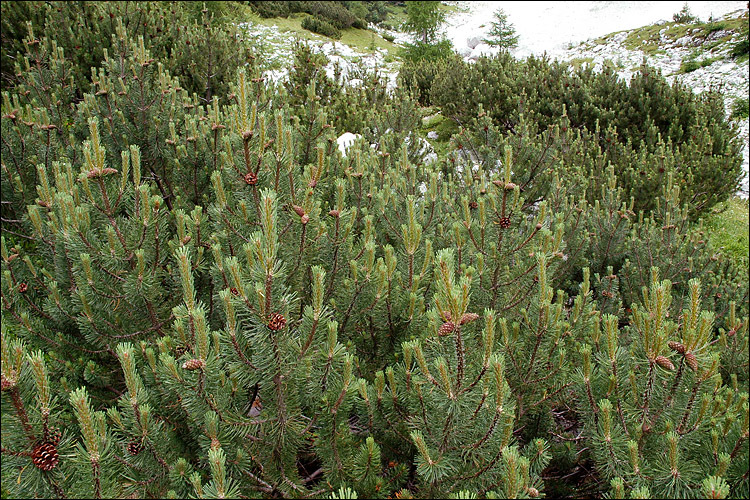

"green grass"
[239,2,468,61]
[595,11,749,58]
[568,57,595,71]
[731,97,749,120]
[678,55,722,73]
[705,197,750,265]
[242,9,321,39]
[339,27,399,56]
[417,106,459,159]
[240,6,401,58]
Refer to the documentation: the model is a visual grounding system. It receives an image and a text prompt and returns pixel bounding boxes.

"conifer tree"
[1,2,748,499]
[483,8,518,50]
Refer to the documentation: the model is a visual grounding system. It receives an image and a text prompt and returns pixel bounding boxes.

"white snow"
[443,1,746,60]
[336,132,362,157]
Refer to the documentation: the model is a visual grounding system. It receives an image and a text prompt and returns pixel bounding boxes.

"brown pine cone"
[127,439,143,456]
[438,322,456,336]
[182,358,205,371]
[469,201,478,210]
[18,282,28,293]
[655,355,674,371]
[32,442,59,471]
[668,341,686,354]
[459,313,480,325]
[268,312,287,331]
[498,216,511,229]
[243,172,258,185]
[684,352,698,372]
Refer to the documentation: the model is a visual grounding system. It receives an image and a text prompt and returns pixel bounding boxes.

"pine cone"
[182,358,205,371]
[459,313,479,325]
[655,355,674,371]
[230,287,240,296]
[46,427,62,446]
[243,172,258,185]
[498,216,511,229]
[268,312,286,331]
[526,487,540,498]
[469,201,478,210]
[438,322,456,336]
[292,205,305,217]
[684,352,698,372]
[18,282,28,293]
[32,442,59,471]
[668,341,686,354]
[1,374,14,391]
[127,439,143,456]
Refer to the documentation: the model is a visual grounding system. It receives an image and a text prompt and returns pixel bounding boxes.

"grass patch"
[243,9,321,39]
[238,5,400,59]
[622,12,749,56]
[705,197,750,265]
[339,27,399,56]
[678,55,721,73]
[731,97,749,120]
[568,57,595,71]
[417,107,459,159]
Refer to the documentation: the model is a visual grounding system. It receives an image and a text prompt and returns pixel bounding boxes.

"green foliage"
[705,20,728,34]
[680,58,701,73]
[419,54,743,217]
[673,3,700,24]
[731,30,749,58]
[302,14,342,39]
[400,39,454,63]
[1,2,748,499]
[402,0,445,44]
[574,274,749,497]
[246,1,295,18]
[1,1,254,101]
[483,8,518,49]
[248,1,370,32]
[731,96,749,119]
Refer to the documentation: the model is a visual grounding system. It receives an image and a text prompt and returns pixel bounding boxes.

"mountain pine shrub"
[1,2,748,498]
[417,54,744,217]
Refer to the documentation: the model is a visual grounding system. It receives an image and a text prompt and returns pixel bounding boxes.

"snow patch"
[337,133,362,157]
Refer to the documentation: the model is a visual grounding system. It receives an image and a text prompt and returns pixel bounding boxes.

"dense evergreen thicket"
[2,2,748,499]
[400,53,744,216]
[246,1,389,30]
